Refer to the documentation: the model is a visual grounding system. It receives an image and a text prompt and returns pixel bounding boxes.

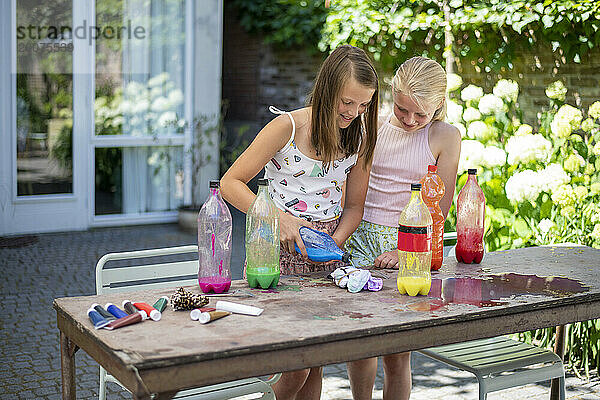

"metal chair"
[95,245,280,400]
[418,233,565,400]
[419,336,565,400]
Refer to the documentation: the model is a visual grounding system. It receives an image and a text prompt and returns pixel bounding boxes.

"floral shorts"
[345,220,398,268]
[279,219,347,275]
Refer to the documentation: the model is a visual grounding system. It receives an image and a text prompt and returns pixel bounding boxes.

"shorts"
[345,220,398,268]
[279,218,346,275]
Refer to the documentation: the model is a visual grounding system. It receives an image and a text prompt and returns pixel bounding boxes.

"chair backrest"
[95,245,199,295]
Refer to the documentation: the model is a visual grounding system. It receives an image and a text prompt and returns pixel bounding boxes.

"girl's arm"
[331,153,371,248]
[220,113,312,255]
[429,121,462,218]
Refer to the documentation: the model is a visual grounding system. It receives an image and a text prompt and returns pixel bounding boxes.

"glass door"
[0,0,88,235]
[92,0,190,226]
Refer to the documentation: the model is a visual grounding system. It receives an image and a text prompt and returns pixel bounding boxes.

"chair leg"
[478,378,488,400]
[559,376,566,400]
[99,366,107,400]
[262,385,276,400]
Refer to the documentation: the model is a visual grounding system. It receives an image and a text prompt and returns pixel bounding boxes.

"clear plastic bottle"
[245,178,280,289]
[197,180,232,293]
[419,164,445,271]
[397,183,433,296]
[295,227,351,263]
[455,168,486,264]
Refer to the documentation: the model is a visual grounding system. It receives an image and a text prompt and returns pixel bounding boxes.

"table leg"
[60,331,79,400]
[551,325,566,400]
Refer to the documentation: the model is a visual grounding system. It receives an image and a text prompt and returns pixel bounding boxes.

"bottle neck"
[257,185,269,196]
[409,189,422,203]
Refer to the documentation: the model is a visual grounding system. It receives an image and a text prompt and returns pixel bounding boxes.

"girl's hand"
[373,250,399,269]
[279,211,313,256]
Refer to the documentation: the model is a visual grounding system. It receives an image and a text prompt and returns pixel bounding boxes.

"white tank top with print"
[263,106,358,222]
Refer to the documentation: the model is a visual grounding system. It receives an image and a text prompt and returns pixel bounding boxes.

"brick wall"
[255,48,323,126]
[456,47,600,125]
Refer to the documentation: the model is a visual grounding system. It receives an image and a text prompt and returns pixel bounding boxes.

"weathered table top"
[54,244,600,398]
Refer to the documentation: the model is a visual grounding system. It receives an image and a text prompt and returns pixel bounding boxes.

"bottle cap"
[468,168,477,175]
[342,252,352,263]
[149,309,162,321]
[411,183,422,191]
[257,178,269,186]
[209,180,220,188]
[428,165,437,172]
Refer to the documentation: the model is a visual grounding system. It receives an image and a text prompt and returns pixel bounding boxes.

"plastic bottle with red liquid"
[455,168,486,264]
[419,164,445,271]
[397,183,433,296]
[197,180,232,293]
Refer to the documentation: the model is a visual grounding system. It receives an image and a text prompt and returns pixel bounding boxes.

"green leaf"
[540,199,553,219]
[513,217,532,237]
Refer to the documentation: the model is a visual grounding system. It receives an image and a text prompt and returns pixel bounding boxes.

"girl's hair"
[307,45,379,169]
[392,56,447,122]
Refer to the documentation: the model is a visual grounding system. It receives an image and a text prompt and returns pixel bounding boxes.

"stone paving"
[0,211,598,399]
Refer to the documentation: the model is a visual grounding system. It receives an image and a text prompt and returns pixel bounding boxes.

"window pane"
[95,146,183,215]
[95,0,186,137]
[16,0,73,195]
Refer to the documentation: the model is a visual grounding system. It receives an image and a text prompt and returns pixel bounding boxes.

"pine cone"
[170,287,209,311]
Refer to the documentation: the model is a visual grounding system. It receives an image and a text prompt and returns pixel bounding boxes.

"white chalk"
[215,300,263,316]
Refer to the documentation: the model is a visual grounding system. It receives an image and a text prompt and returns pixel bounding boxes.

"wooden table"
[54,245,600,399]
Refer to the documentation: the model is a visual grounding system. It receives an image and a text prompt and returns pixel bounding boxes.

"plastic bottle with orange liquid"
[419,164,445,271]
[397,183,433,296]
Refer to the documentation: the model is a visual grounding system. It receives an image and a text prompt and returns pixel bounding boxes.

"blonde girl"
[221,45,379,400]
[345,56,461,400]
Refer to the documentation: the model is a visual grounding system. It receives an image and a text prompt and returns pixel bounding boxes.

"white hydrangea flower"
[132,98,150,114]
[447,73,463,92]
[151,97,171,113]
[458,140,485,174]
[505,170,543,203]
[493,79,519,103]
[589,101,600,119]
[168,89,184,107]
[147,72,170,88]
[564,153,585,173]
[550,115,572,138]
[158,111,177,127]
[581,118,595,132]
[460,84,484,102]
[467,121,493,141]
[545,80,567,101]
[551,184,576,207]
[478,94,505,115]
[514,124,533,136]
[555,104,583,128]
[481,146,506,168]
[506,134,552,164]
[593,142,600,156]
[538,163,571,193]
[592,224,600,241]
[454,122,467,137]
[446,100,463,124]
[463,107,481,122]
[538,218,555,234]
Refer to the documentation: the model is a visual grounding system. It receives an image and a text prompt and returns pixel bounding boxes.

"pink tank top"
[363,115,436,227]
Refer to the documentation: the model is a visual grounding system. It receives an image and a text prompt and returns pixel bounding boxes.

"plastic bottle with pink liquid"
[197,180,232,293]
[455,169,486,264]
